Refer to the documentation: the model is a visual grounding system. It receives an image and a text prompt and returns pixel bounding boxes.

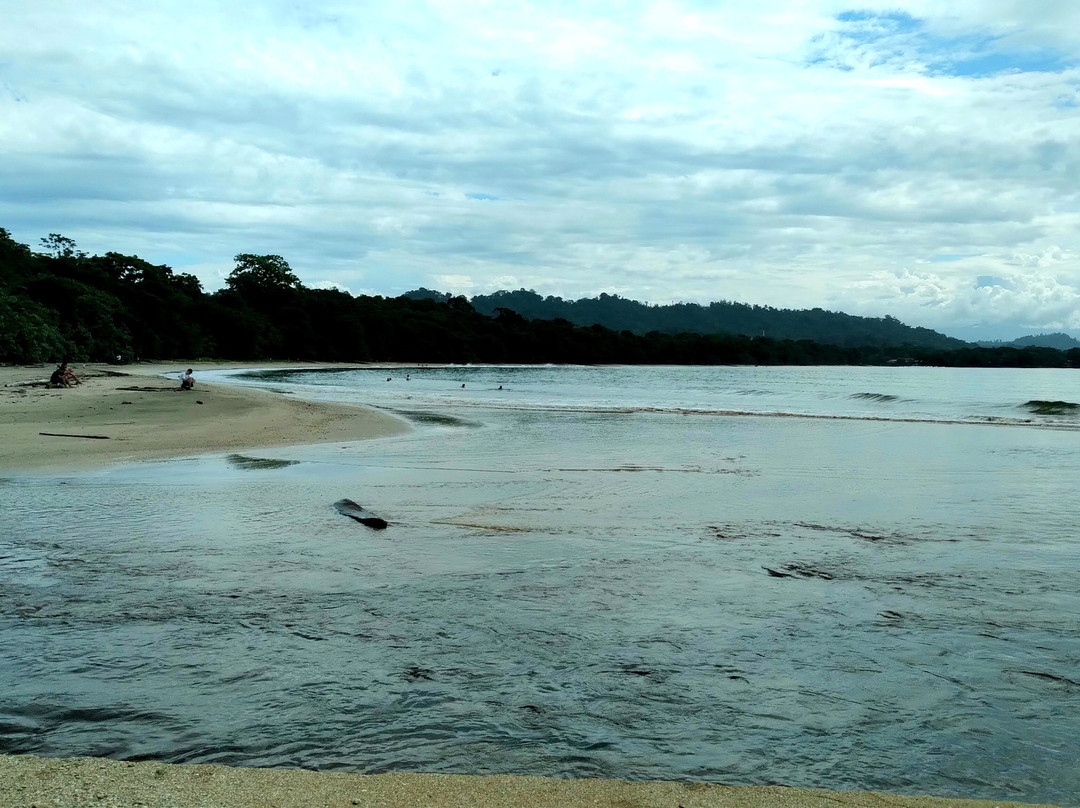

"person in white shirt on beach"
[178,369,195,390]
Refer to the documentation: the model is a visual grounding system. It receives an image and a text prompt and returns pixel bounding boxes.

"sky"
[2,1,1079,341]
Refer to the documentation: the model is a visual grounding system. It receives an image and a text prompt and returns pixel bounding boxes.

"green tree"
[0,291,68,362]
[39,233,85,260]
[226,254,300,296]
[0,227,34,289]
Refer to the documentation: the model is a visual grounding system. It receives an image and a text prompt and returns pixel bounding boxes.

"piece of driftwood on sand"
[39,432,111,440]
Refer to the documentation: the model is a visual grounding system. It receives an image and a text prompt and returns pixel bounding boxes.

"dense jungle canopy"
[1,228,1077,369]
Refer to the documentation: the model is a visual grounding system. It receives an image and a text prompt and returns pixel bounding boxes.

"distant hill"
[976,332,1080,350]
[404,288,967,349]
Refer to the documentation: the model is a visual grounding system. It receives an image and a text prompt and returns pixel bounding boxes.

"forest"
[2,227,1078,369]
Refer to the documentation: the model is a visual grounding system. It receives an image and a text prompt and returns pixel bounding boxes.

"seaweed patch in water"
[1023,400,1079,416]
[849,392,899,402]
[226,454,300,470]
[764,563,836,581]
[404,665,434,682]
[1018,670,1080,690]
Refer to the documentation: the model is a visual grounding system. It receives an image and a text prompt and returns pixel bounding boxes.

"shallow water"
[234,364,1080,428]
[1,366,1078,805]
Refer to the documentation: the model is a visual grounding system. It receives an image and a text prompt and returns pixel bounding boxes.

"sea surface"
[2,365,1078,805]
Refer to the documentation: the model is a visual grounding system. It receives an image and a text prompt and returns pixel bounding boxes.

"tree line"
[2,227,1078,369]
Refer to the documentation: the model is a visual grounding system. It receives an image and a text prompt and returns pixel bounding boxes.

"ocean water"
[1,365,1078,805]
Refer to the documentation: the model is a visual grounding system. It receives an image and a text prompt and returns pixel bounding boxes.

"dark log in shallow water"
[39,432,110,440]
[764,563,835,580]
[764,567,795,578]
[333,498,388,530]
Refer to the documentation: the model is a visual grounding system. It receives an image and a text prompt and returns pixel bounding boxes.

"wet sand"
[0,362,409,473]
[0,754,1063,808]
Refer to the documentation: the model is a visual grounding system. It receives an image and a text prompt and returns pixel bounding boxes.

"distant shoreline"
[6,362,1077,476]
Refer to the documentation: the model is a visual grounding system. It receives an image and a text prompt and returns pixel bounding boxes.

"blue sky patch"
[976,275,1012,289]
[930,46,1074,78]
[836,9,921,33]
[821,10,1076,77]
[467,192,499,201]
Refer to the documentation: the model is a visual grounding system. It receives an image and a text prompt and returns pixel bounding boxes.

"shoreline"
[0,755,1063,808]
[0,361,409,474]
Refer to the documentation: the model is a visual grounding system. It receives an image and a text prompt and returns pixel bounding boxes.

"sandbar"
[0,754,1063,808]
[0,362,408,473]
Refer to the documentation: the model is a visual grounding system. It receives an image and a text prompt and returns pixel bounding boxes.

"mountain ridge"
[403,288,967,349]
[975,332,1080,350]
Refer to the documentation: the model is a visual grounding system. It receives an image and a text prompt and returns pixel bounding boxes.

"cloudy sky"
[3,1,1079,340]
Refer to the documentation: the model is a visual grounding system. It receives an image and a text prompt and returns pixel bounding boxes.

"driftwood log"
[333,499,388,530]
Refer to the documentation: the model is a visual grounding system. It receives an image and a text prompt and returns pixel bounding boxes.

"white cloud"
[2,0,1079,340]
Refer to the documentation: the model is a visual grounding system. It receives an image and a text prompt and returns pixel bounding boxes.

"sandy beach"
[0,362,409,473]
[0,754,1064,808]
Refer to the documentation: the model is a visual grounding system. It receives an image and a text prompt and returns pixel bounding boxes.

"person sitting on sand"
[179,368,195,390]
[50,362,79,388]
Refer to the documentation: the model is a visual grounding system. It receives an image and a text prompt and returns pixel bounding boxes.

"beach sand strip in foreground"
[0,755,1063,808]
[0,362,408,473]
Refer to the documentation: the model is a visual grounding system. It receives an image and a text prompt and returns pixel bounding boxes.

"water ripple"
[2,377,1079,805]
